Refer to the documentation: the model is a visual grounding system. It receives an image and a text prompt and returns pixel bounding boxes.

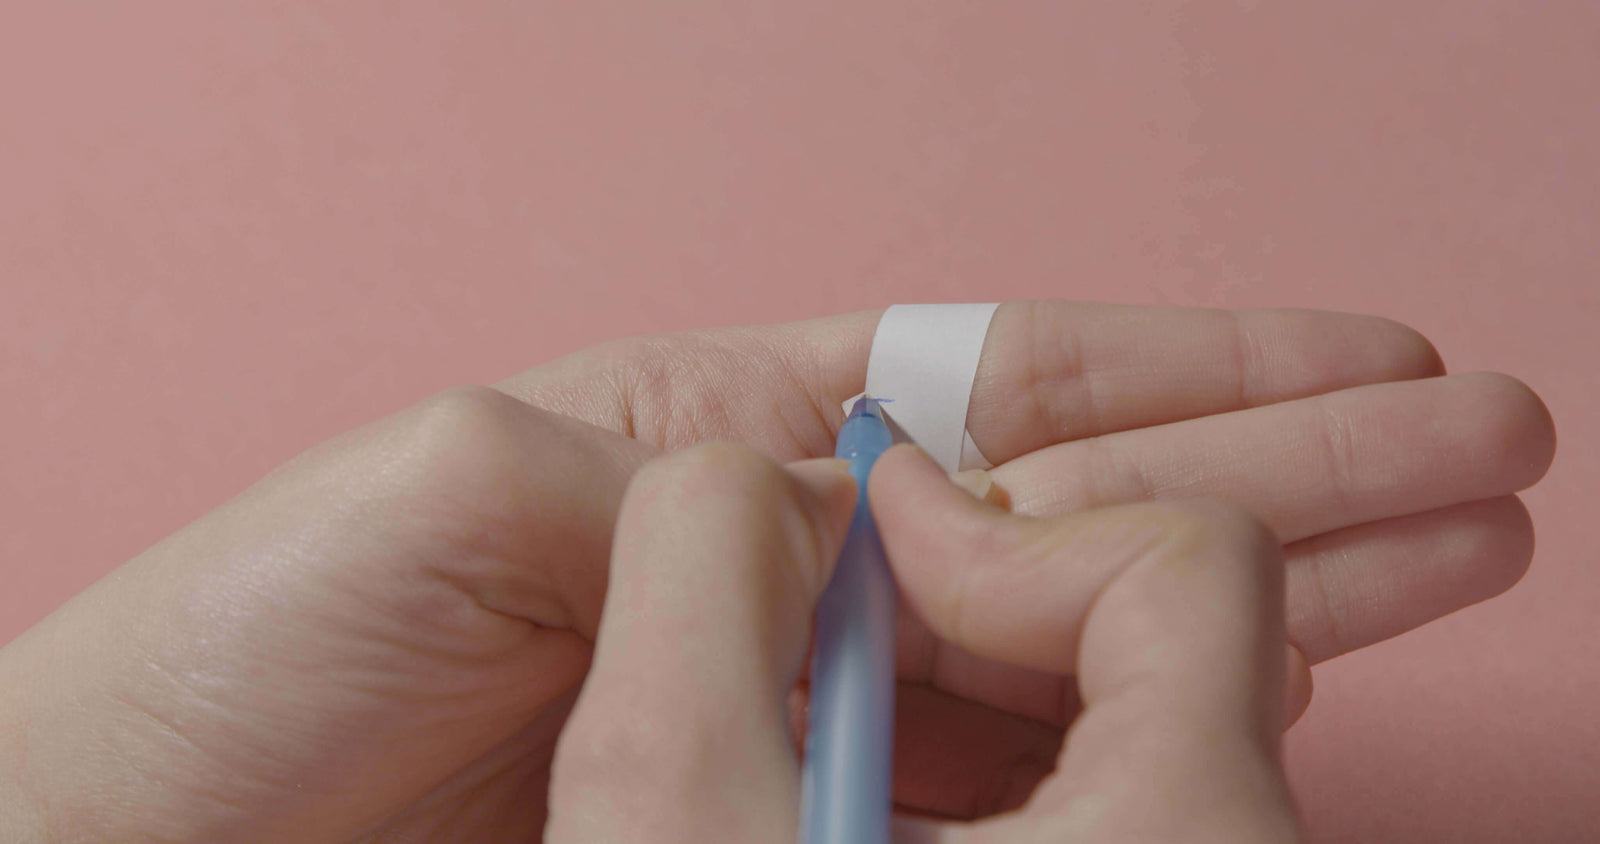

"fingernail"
[950,468,1010,508]
[949,469,994,500]
[789,458,859,504]
[894,443,938,467]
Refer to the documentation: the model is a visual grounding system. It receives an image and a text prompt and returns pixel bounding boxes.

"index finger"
[495,301,1443,461]
[874,447,1302,842]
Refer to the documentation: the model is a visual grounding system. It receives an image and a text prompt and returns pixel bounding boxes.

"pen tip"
[848,396,883,419]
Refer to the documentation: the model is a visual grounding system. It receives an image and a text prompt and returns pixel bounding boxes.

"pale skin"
[0,302,1555,841]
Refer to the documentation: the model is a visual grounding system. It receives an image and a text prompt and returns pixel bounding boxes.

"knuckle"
[388,385,543,514]
[407,385,528,466]
[607,332,747,445]
[409,383,528,445]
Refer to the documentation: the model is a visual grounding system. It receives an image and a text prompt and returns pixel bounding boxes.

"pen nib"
[849,396,884,419]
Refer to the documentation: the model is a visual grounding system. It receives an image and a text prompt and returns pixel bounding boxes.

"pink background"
[2,4,1595,840]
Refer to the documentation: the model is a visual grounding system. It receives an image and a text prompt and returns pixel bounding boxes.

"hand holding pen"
[0,304,1549,840]
[549,441,1301,842]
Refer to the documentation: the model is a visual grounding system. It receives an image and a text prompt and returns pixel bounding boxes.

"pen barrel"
[801,400,897,844]
[801,493,896,844]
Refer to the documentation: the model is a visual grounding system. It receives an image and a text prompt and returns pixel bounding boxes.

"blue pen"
[801,396,897,844]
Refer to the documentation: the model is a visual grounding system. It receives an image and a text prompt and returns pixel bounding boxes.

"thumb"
[546,445,857,844]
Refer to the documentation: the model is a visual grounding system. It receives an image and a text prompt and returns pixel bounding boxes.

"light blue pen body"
[801,397,897,844]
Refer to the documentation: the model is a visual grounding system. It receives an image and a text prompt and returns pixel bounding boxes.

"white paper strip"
[842,303,1000,473]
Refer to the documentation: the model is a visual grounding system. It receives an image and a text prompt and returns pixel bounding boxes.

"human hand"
[0,302,1552,839]
[547,443,1300,843]
[505,300,1554,813]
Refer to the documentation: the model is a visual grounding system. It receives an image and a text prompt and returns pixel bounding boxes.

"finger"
[967,302,1442,464]
[804,502,1508,825]
[496,302,1445,460]
[879,437,1543,677]
[870,655,1301,825]
[1285,495,1534,662]
[881,653,1307,828]
[890,685,1062,821]
[948,469,1008,508]
[872,445,1308,718]
[872,449,1299,840]
[873,443,1222,674]
[1018,497,1299,841]
[880,492,1524,740]
[547,447,856,844]
[785,677,1066,825]
[995,371,1555,544]
[785,680,1066,825]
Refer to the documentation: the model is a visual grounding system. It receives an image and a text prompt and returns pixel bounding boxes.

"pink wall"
[2,4,1595,840]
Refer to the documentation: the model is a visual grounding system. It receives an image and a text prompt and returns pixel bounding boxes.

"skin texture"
[0,302,1555,840]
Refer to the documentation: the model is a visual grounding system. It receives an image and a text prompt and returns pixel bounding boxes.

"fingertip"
[1457,372,1556,489]
[871,443,944,486]
[868,442,1022,586]
[870,444,1002,522]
